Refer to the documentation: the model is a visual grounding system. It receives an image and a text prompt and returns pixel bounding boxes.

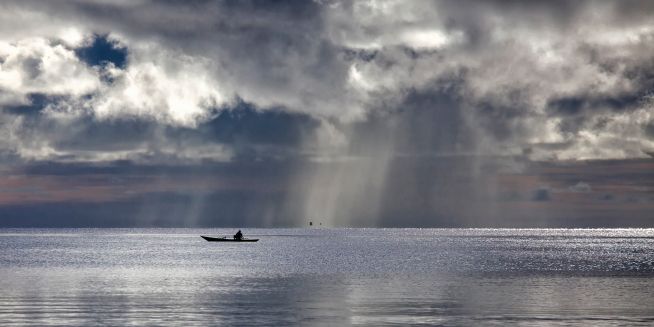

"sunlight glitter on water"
[1,228,654,326]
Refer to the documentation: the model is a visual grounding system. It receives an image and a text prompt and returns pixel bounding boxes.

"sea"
[1,228,653,326]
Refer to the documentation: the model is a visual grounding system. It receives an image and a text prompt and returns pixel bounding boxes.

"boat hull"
[201,236,259,242]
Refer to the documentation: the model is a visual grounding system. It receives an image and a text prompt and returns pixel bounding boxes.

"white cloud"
[91,42,230,127]
[0,38,100,104]
[569,181,591,193]
[400,29,463,50]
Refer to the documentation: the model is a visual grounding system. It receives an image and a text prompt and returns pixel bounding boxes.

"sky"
[0,0,653,227]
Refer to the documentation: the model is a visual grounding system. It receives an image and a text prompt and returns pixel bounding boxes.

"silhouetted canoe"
[200,236,259,242]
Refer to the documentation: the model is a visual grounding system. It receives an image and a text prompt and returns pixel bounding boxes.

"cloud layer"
[1,0,653,164]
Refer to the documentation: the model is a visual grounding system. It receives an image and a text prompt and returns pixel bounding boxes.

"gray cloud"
[645,122,654,139]
[1,0,653,164]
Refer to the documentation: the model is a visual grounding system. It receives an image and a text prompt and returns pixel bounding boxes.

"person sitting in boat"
[234,230,243,240]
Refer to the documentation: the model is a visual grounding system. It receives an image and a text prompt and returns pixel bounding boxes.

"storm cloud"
[0,0,653,227]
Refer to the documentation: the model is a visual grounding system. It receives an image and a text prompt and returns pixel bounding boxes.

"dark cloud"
[196,103,320,147]
[3,93,51,115]
[56,118,154,152]
[547,94,643,117]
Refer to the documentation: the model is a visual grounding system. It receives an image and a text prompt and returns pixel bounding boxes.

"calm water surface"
[1,228,654,326]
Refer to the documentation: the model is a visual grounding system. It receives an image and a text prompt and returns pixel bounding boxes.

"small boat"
[200,235,259,242]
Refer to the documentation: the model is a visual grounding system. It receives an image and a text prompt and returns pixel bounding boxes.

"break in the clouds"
[0,0,653,227]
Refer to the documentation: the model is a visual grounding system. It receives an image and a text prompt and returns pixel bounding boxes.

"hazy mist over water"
[2,228,654,326]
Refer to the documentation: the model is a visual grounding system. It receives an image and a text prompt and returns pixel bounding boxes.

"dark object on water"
[201,235,258,242]
[201,235,259,242]
[234,229,243,240]
[309,221,313,226]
